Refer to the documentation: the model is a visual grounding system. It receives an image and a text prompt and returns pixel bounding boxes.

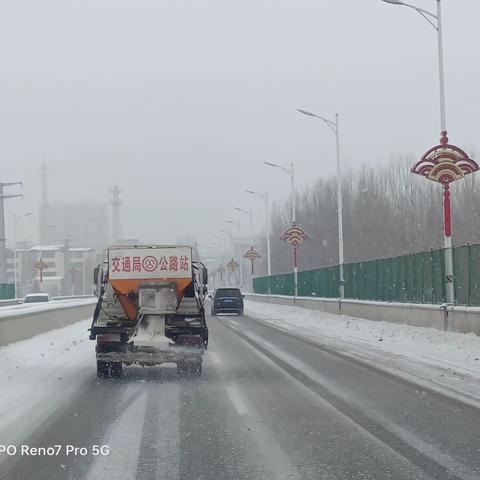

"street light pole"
[291,164,296,224]
[0,181,23,284]
[220,229,234,284]
[245,190,271,277]
[382,0,453,303]
[264,161,299,296]
[381,0,446,131]
[234,207,253,244]
[14,212,33,298]
[226,219,244,288]
[436,0,446,132]
[233,207,256,289]
[297,109,345,298]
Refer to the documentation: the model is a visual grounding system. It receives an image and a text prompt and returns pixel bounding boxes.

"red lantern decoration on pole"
[411,131,479,303]
[280,223,309,296]
[243,247,261,276]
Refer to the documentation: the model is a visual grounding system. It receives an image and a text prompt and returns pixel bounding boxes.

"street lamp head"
[264,161,279,168]
[264,160,292,177]
[244,189,257,195]
[297,108,317,117]
[381,0,404,5]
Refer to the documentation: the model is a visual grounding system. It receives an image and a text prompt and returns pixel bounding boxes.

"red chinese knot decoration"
[243,247,261,276]
[280,224,309,247]
[411,131,479,185]
[227,258,240,272]
[243,247,261,261]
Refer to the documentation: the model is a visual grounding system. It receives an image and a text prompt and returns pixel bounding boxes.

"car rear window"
[215,289,242,298]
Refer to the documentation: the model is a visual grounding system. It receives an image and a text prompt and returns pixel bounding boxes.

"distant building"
[69,247,98,295]
[8,245,101,297]
[29,245,66,297]
[40,202,109,250]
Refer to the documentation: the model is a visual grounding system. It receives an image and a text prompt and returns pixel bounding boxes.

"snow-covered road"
[1,303,479,480]
[245,300,480,406]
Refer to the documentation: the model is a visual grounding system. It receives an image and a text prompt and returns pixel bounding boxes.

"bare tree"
[264,159,480,275]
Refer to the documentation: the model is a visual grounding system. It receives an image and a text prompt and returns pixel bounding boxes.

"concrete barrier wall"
[0,300,96,347]
[246,294,480,336]
[0,295,95,308]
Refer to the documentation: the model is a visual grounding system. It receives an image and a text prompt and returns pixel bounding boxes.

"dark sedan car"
[210,288,244,316]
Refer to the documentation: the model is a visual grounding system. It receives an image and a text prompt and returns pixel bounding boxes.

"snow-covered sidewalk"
[0,319,94,447]
[245,300,480,406]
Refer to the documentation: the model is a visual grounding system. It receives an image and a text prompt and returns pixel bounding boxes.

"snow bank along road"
[1,303,479,480]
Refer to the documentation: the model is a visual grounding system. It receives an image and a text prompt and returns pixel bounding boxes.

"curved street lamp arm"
[297,109,337,135]
[233,206,249,216]
[263,161,292,177]
[416,9,438,30]
[245,189,266,202]
[382,0,438,30]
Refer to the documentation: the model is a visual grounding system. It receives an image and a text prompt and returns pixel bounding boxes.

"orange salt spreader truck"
[89,245,209,378]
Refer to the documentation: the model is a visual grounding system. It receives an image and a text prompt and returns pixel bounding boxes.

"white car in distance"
[22,293,51,304]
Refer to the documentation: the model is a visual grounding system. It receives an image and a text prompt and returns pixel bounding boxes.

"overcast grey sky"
[1,0,479,249]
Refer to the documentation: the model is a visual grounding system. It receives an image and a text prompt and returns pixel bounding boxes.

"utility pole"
[0,182,23,283]
[39,163,49,244]
[110,185,122,244]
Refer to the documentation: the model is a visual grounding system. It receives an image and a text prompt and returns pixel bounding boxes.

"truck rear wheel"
[177,361,189,376]
[190,360,203,377]
[97,360,109,378]
[177,360,202,377]
[110,362,123,378]
[97,360,123,378]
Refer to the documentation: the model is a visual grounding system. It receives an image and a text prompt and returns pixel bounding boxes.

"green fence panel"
[468,244,480,305]
[422,251,432,303]
[343,263,354,299]
[398,254,407,302]
[0,283,15,300]
[454,245,469,305]
[299,269,314,297]
[432,248,444,303]
[405,254,414,302]
[252,243,480,306]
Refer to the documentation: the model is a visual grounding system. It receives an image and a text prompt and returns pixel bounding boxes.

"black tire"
[237,309,244,316]
[110,362,123,378]
[177,361,189,376]
[189,361,203,377]
[96,360,109,378]
[211,309,216,316]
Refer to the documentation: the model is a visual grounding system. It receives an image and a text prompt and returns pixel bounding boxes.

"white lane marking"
[85,386,147,480]
[226,385,248,416]
[140,381,181,480]
[229,319,240,328]
[241,330,479,480]
[208,351,223,369]
[227,322,239,331]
